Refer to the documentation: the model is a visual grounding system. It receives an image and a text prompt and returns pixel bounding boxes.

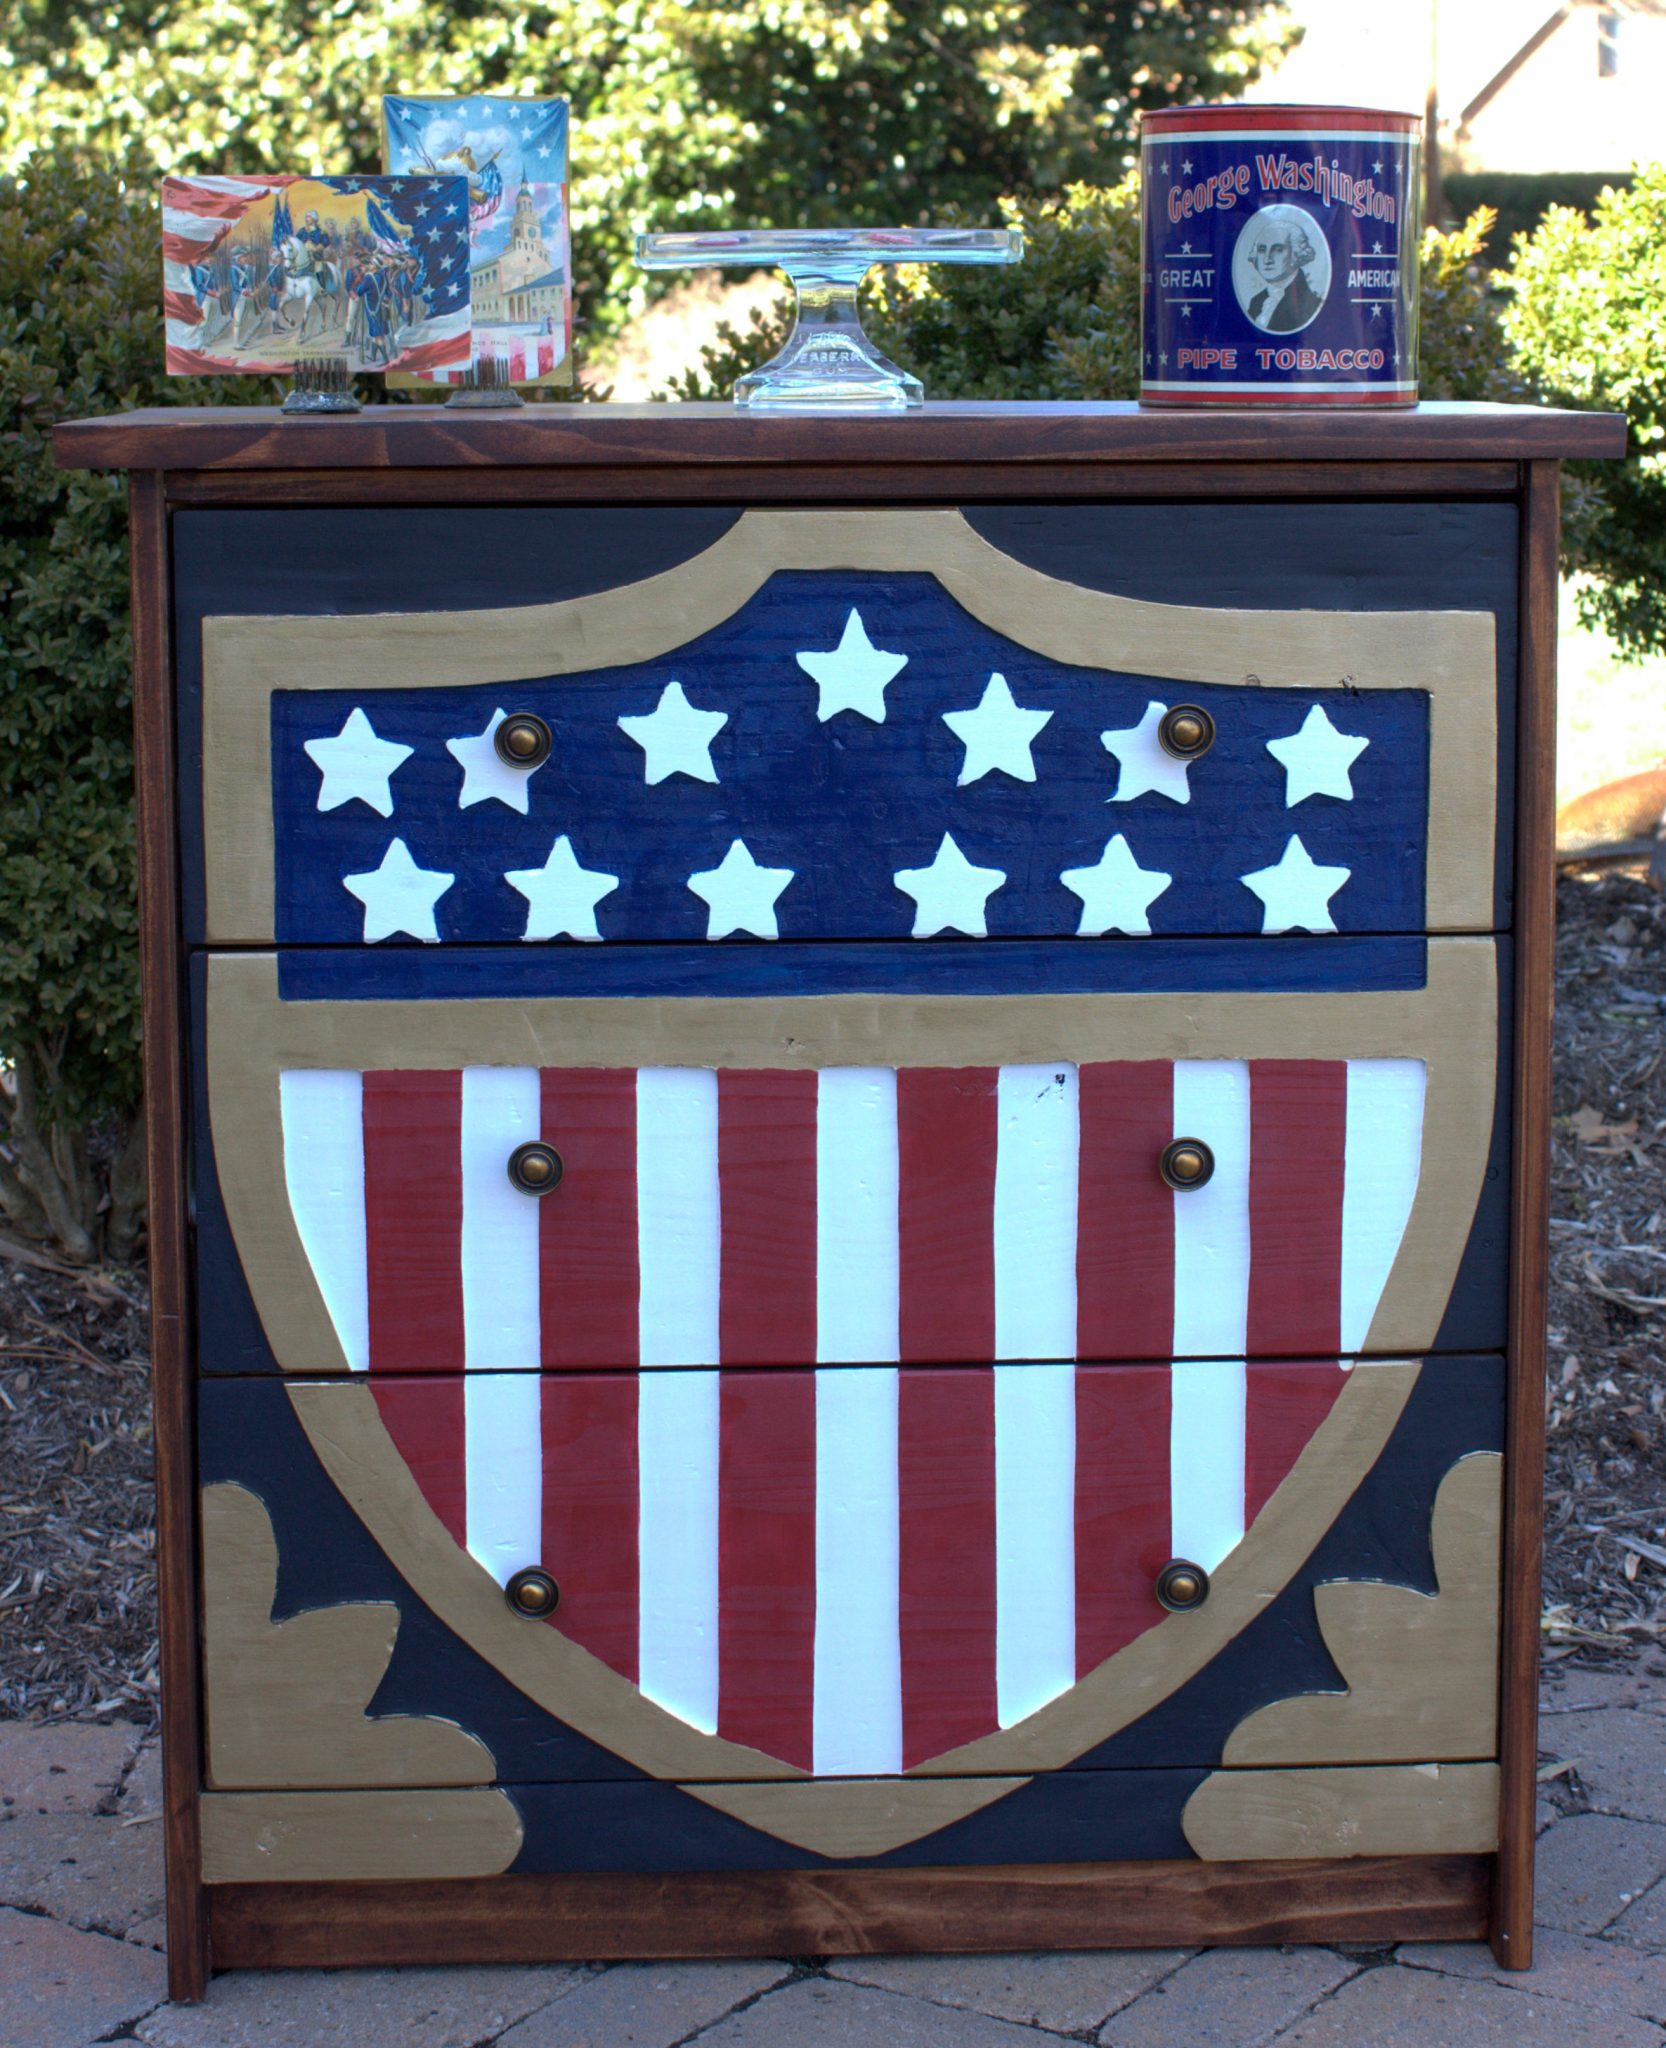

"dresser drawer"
[185,506,1502,947]
[198,937,1503,1375]
[197,1354,1505,1873]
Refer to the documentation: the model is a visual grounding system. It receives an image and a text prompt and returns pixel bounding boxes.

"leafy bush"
[0,157,263,1259]
[1502,166,1666,659]
[668,185,1520,407]
[2,0,1293,347]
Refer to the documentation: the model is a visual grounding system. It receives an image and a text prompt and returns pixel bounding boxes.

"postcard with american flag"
[161,172,473,377]
[382,94,572,388]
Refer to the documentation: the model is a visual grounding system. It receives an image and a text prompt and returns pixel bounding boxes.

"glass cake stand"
[636,228,1023,411]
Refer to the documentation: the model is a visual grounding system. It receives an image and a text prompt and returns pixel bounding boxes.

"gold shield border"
[199,506,1498,942]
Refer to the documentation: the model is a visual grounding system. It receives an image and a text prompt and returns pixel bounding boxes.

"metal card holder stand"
[281,356,360,416]
[445,354,526,410]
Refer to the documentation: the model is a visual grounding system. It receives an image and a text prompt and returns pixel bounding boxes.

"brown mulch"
[0,1256,158,1725]
[0,870,1662,1725]
[1545,869,1666,1667]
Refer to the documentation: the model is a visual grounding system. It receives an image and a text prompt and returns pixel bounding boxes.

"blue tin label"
[1140,116,1421,405]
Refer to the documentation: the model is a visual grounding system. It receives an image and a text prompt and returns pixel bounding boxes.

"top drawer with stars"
[184,505,1502,950]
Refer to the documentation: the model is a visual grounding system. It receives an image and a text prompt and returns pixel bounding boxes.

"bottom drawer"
[197,1356,1503,1878]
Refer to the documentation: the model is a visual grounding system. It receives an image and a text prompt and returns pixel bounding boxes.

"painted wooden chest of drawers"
[56,400,1624,2000]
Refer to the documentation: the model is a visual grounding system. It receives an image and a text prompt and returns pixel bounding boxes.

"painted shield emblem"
[200,510,1499,1855]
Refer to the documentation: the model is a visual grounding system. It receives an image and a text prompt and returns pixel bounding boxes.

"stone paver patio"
[6,1666,1666,2046]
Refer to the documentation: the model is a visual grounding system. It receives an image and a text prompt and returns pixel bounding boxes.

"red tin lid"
[1141,104,1420,133]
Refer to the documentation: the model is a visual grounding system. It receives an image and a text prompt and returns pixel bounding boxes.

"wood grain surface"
[205,1853,1491,1965]
[53,400,1625,473]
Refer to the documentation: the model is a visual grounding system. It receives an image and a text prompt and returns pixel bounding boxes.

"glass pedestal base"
[637,229,1022,412]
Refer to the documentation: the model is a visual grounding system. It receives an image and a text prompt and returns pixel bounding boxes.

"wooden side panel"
[129,475,211,2004]
[1492,461,1560,1971]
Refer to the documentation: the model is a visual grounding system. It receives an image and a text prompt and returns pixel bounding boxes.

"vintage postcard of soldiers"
[162,172,474,377]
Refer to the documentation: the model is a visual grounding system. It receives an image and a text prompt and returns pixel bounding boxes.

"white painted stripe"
[1169,1358,1247,1572]
[637,1369,721,1733]
[994,1064,1080,1360]
[165,320,205,347]
[460,1068,541,1369]
[464,1373,543,1586]
[816,1069,900,1363]
[1340,1059,1428,1353]
[994,1362,1076,1725]
[1171,1061,1252,1358]
[162,206,233,242]
[813,1368,902,1775]
[279,1070,369,1372]
[636,1069,720,1366]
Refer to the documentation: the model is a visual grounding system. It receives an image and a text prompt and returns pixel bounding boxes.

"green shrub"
[1502,166,1666,660]
[0,157,264,1259]
[667,185,1519,407]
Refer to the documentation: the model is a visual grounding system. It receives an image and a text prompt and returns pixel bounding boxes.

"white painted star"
[617,682,727,785]
[446,708,544,813]
[1266,705,1370,806]
[687,838,795,940]
[342,838,455,943]
[1240,835,1351,934]
[893,833,1007,938]
[1100,700,1195,804]
[1180,239,1193,254]
[1373,160,1385,175]
[1372,240,1384,255]
[1060,835,1173,936]
[303,708,412,817]
[1181,159,1193,175]
[504,836,619,941]
[794,607,908,723]
[941,672,1053,786]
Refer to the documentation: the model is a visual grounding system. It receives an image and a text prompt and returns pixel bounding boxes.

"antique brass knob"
[1155,1559,1210,1612]
[495,712,553,769]
[1158,704,1215,760]
[1159,1138,1215,1190]
[507,1141,564,1195]
[505,1567,560,1617]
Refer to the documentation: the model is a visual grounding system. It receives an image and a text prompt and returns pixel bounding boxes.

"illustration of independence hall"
[471,175,565,326]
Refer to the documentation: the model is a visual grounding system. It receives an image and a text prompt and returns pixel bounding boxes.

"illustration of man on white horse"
[276,210,340,340]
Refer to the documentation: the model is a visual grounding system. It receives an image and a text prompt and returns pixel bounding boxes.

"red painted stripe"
[363,1071,465,1372]
[539,1069,639,1369]
[1245,1361,1350,1525]
[897,1068,997,1363]
[718,1370,816,1769]
[1077,1063,1175,1361]
[540,1374,640,1681]
[161,288,206,326]
[1247,1060,1348,1357]
[394,329,474,373]
[371,1378,467,1548]
[719,1071,818,1366]
[1074,1364,1173,1673]
[898,1368,997,1766]
[1141,387,1416,406]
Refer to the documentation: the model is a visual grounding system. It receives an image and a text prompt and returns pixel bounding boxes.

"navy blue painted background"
[271,569,1430,947]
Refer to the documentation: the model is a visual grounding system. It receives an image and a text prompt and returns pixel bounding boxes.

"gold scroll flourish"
[202,1480,499,1792]
[1221,1452,1503,1767]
